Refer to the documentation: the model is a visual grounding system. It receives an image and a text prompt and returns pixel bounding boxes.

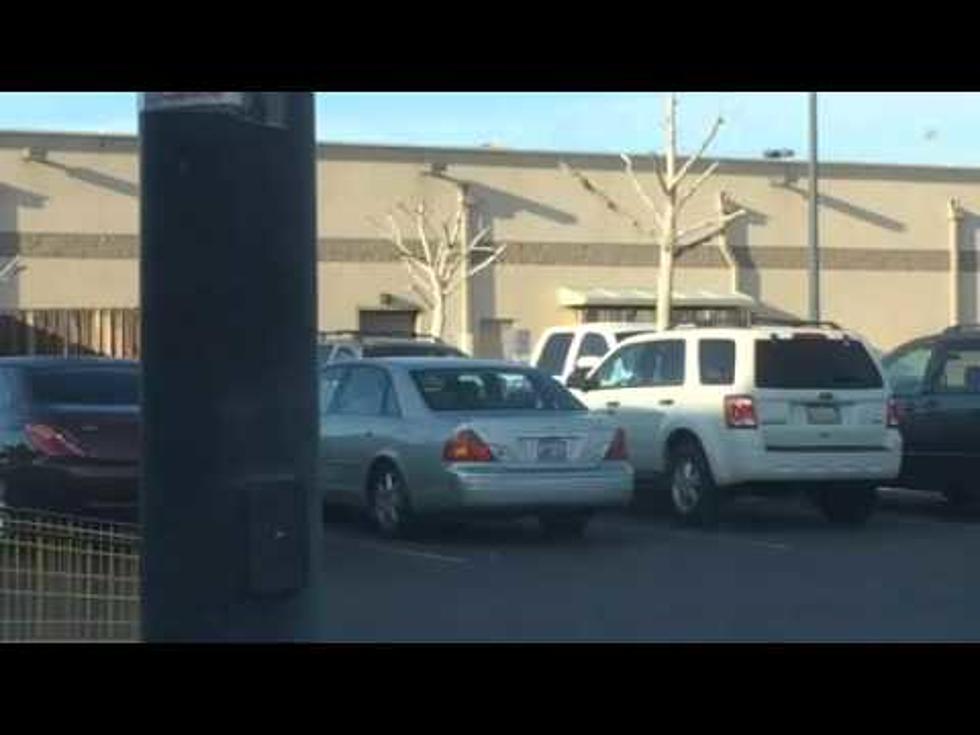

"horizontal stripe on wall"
[0,232,971,272]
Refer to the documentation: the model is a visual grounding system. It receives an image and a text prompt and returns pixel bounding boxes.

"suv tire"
[667,440,722,528]
[814,484,877,526]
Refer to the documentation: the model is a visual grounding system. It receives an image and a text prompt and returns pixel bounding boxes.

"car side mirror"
[567,371,597,391]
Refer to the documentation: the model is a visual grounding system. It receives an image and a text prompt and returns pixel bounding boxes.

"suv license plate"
[537,438,568,461]
[807,405,841,424]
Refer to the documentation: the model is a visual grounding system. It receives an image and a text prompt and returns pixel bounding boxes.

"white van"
[531,323,657,386]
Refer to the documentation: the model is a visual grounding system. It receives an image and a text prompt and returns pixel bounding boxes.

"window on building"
[358,309,417,336]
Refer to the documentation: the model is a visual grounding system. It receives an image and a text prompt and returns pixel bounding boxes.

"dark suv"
[0,357,140,520]
[317,331,467,363]
[883,325,980,506]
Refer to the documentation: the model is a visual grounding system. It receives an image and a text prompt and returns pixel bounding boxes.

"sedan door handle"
[364,431,375,438]
[606,401,620,409]
[658,399,674,406]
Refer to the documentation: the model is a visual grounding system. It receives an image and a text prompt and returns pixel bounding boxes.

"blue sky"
[0,92,977,167]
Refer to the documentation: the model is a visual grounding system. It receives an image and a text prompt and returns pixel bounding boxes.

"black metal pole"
[139,93,324,641]
[808,92,821,322]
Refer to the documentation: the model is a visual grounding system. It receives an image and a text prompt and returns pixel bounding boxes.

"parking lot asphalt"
[314,489,980,642]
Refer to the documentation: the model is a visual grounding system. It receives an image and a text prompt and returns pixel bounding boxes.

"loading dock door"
[358,309,417,336]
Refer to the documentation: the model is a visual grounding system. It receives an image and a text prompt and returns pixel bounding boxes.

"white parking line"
[327,536,470,565]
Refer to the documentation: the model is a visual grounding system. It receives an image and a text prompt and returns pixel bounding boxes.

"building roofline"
[3,129,980,183]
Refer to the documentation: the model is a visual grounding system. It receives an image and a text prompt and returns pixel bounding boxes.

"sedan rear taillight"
[443,430,495,463]
[887,398,901,428]
[724,395,758,429]
[25,423,87,458]
[604,428,628,460]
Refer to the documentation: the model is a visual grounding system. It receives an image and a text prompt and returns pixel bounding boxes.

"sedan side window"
[885,344,934,396]
[334,366,387,416]
[319,366,348,415]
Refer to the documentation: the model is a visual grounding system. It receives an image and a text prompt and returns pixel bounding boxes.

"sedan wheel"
[369,466,413,538]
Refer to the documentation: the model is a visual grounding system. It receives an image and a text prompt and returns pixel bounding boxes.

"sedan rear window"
[29,369,140,405]
[363,344,465,358]
[411,368,585,412]
[755,337,883,389]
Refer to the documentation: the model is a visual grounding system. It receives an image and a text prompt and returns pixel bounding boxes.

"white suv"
[532,323,657,386]
[570,322,902,526]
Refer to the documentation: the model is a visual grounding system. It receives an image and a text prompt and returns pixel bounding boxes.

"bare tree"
[561,93,746,330]
[372,199,509,340]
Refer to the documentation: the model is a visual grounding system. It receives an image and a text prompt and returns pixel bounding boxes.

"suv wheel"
[814,484,877,526]
[367,464,415,538]
[667,441,722,528]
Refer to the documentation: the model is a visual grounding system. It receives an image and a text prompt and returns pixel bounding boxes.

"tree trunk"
[430,291,446,338]
[656,244,674,331]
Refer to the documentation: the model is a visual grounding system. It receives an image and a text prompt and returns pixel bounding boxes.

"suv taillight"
[604,428,628,461]
[25,424,86,458]
[443,429,495,463]
[724,395,758,429]
[887,398,901,428]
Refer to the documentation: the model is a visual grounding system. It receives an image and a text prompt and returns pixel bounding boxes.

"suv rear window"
[29,368,140,405]
[755,337,882,389]
[411,368,584,412]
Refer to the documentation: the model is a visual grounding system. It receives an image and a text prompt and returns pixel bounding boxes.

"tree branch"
[559,160,656,238]
[446,243,509,295]
[676,161,720,212]
[676,208,745,243]
[671,116,724,187]
[383,214,427,266]
[674,209,745,256]
[413,203,435,267]
[620,154,663,238]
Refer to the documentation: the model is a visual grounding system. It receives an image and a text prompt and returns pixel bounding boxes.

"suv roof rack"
[318,330,447,344]
[747,316,844,330]
[942,323,980,336]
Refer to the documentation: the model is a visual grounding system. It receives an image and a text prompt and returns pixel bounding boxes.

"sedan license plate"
[807,405,841,425]
[537,438,568,462]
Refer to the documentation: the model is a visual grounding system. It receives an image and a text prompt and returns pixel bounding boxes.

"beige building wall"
[1,131,980,355]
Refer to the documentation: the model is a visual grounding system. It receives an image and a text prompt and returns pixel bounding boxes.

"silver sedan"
[318,358,633,538]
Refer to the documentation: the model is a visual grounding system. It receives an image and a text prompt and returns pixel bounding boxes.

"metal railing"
[0,507,141,642]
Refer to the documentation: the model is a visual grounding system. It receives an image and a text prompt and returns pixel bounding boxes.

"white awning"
[558,287,758,309]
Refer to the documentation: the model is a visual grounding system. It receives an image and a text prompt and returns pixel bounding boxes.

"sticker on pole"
[141,92,247,112]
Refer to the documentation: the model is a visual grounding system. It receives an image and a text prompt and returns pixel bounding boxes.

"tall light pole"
[808,92,821,321]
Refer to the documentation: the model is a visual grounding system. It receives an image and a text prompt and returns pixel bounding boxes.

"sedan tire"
[367,463,416,539]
